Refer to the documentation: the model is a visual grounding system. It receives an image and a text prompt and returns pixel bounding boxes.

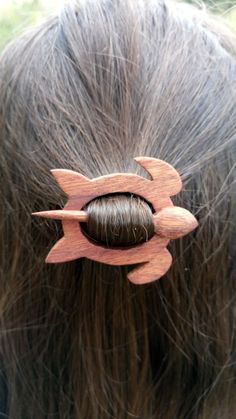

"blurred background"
[0,0,236,50]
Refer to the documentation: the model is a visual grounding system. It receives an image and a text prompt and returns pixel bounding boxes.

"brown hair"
[0,0,236,417]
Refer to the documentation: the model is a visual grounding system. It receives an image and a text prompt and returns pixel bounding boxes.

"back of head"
[0,0,236,417]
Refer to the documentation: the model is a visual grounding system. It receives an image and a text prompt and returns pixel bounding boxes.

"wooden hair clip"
[32,157,198,285]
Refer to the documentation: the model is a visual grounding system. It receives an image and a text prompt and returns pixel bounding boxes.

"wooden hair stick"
[32,210,88,222]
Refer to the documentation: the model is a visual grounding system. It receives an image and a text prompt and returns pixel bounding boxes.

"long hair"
[0,0,236,417]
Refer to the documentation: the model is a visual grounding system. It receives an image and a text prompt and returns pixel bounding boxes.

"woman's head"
[0,0,236,417]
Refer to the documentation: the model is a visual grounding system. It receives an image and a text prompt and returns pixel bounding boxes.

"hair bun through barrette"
[83,193,155,247]
[32,156,198,285]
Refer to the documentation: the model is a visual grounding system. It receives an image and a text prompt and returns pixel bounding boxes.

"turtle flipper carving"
[127,248,172,284]
[46,236,85,263]
[51,169,91,196]
[134,156,182,196]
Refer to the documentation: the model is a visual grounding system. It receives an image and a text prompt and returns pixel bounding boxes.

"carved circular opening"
[80,192,155,247]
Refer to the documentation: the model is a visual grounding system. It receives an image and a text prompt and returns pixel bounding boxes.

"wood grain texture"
[32,156,198,284]
[32,210,88,222]
[153,207,198,239]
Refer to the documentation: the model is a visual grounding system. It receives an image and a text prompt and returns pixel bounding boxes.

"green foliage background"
[0,0,236,51]
[0,0,55,50]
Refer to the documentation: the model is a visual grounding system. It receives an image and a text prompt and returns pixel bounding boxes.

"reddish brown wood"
[32,210,88,222]
[153,207,198,239]
[32,156,198,284]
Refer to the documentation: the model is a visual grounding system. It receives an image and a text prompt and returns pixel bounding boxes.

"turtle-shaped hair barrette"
[32,157,198,285]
